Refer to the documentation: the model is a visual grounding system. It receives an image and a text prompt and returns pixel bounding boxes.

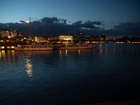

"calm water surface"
[0,44,140,105]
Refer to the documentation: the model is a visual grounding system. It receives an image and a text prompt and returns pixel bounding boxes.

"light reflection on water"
[26,58,33,78]
[0,44,140,105]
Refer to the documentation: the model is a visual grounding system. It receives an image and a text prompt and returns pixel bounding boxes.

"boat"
[15,44,53,51]
[58,44,94,50]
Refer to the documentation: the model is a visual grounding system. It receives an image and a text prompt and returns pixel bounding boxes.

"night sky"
[0,0,140,37]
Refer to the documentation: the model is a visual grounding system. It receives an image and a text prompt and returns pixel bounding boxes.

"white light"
[26,21,30,23]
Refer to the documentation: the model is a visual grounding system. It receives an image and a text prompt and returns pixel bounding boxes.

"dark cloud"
[41,17,67,25]
[107,22,140,36]
[72,21,82,28]
[82,21,96,29]
[91,21,102,25]
[41,17,59,24]
[72,20,102,29]
[0,17,140,37]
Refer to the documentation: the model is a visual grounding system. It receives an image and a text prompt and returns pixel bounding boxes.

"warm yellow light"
[65,50,68,55]
[59,35,73,41]
[1,46,5,49]
[7,46,10,48]
[11,46,15,48]
[1,50,5,57]
[0,51,1,59]
[11,50,15,54]
[78,50,80,55]
[8,36,11,39]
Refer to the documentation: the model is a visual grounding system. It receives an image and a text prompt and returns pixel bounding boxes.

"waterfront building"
[0,28,23,43]
[48,36,59,44]
[59,35,74,45]
[34,36,48,43]
[89,36,102,44]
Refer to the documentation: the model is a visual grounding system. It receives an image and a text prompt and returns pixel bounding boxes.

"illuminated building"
[34,36,48,43]
[59,35,74,44]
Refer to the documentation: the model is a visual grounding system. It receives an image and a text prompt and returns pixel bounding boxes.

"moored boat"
[58,44,94,50]
[15,44,53,51]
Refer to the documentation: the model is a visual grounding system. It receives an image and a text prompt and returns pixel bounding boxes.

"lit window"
[7,46,11,48]
[11,46,15,48]
[1,46,5,49]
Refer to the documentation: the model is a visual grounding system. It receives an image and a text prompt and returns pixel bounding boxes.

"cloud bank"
[0,17,140,37]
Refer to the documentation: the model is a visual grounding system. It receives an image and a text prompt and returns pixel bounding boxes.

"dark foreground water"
[0,44,140,105]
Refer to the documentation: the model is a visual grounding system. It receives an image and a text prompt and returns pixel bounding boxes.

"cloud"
[71,20,102,29]
[31,17,104,36]
[41,17,59,24]
[107,22,140,36]
[0,17,140,37]
[41,17,67,25]
[82,21,96,29]
[72,21,82,28]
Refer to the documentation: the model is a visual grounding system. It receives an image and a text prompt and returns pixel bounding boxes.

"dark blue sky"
[0,0,140,37]
[0,0,140,28]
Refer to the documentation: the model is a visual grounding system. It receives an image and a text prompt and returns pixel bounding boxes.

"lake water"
[0,44,140,105]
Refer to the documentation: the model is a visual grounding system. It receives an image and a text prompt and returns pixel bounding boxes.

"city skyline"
[0,0,140,37]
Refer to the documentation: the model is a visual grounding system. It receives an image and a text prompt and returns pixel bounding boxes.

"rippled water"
[0,44,140,105]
